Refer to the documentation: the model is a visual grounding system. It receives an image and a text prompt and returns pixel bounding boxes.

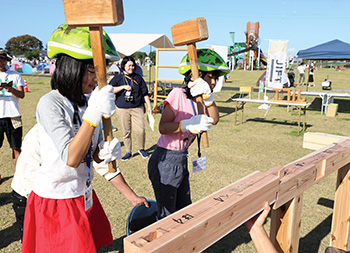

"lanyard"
[69,100,92,185]
[190,99,201,158]
[124,73,139,85]
[124,76,133,87]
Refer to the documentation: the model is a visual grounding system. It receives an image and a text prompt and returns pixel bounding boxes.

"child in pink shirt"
[148,49,230,219]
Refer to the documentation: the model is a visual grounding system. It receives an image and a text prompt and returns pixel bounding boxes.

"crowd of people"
[1,24,232,252]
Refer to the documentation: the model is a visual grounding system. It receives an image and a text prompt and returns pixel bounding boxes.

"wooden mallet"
[62,0,124,172]
[171,17,209,147]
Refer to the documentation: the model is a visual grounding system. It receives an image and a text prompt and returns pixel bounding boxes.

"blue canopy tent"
[296,40,350,87]
[297,39,350,60]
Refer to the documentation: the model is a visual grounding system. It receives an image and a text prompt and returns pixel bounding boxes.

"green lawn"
[0,67,350,252]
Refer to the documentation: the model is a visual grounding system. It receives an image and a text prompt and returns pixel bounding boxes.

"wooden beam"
[303,132,348,151]
[330,163,350,250]
[239,87,254,93]
[274,139,350,208]
[124,139,350,252]
[270,194,303,253]
[124,171,280,252]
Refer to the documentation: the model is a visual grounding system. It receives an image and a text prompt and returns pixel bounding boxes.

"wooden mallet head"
[62,0,124,172]
[171,17,210,147]
[171,17,208,47]
[62,0,124,27]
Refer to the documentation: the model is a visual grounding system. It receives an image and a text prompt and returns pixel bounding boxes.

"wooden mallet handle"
[187,43,209,147]
[89,26,117,172]
[62,0,124,173]
[171,17,209,147]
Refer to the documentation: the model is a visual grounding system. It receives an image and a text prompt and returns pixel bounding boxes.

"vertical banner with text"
[266,40,288,89]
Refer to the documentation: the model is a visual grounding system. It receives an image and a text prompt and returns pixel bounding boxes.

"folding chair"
[126,200,158,236]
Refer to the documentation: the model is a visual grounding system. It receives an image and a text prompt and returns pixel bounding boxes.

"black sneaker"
[138,149,149,159]
[122,152,132,161]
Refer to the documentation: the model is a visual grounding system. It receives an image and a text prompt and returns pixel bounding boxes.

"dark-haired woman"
[110,56,152,161]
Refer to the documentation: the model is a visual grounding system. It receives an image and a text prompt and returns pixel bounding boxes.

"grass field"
[1,67,350,252]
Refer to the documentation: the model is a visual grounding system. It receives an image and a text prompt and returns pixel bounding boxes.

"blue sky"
[1,0,349,57]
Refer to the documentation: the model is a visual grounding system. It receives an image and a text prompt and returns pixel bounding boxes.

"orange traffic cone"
[24,78,28,92]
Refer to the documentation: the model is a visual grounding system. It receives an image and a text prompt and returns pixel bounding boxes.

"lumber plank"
[271,194,303,253]
[274,163,315,209]
[124,171,280,253]
[239,87,254,93]
[303,132,348,150]
[275,139,350,208]
[125,139,350,252]
[330,163,350,250]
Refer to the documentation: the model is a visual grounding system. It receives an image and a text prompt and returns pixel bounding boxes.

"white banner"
[266,40,288,89]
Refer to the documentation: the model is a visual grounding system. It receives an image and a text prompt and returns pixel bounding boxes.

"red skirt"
[21,190,113,252]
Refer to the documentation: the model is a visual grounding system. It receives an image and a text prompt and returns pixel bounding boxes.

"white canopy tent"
[108,33,174,57]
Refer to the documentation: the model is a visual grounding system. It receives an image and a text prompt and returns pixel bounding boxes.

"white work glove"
[83,85,116,127]
[98,138,122,164]
[180,114,214,134]
[93,160,121,181]
[188,78,214,106]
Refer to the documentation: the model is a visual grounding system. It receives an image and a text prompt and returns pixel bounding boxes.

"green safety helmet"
[179,48,230,77]
[47,24,119,61]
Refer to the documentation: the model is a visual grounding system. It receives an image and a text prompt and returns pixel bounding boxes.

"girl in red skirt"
[21,24,148,252]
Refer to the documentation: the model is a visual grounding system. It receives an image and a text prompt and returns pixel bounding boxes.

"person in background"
[148,49,230,219]
[110,56,152,161]
[308,68,315,87]
[11,124,40,241]
[297,62,307,85]
[0,49,25,182]
[21,24,148,252]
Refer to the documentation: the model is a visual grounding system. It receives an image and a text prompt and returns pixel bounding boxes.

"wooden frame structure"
[152,48,187,111]
[124,138,350,252]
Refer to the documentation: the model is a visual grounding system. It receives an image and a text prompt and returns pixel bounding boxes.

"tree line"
[5,35,156,63]
[5,35,43,60]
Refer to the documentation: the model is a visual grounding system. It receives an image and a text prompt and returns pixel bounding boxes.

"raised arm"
[244,202,277,253]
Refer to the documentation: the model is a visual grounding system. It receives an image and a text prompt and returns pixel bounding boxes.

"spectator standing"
[297,62,307,85]
[110,56,152,161]
[0,49,25,176]
[308,68,315,87]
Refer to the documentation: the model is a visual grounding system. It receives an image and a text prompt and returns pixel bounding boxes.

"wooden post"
[298,106,301,133]
[241,102,244,124]
[153,50,160,112]
[234,101,238,125]
[270,194,303,253]
[330,163,350,250]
